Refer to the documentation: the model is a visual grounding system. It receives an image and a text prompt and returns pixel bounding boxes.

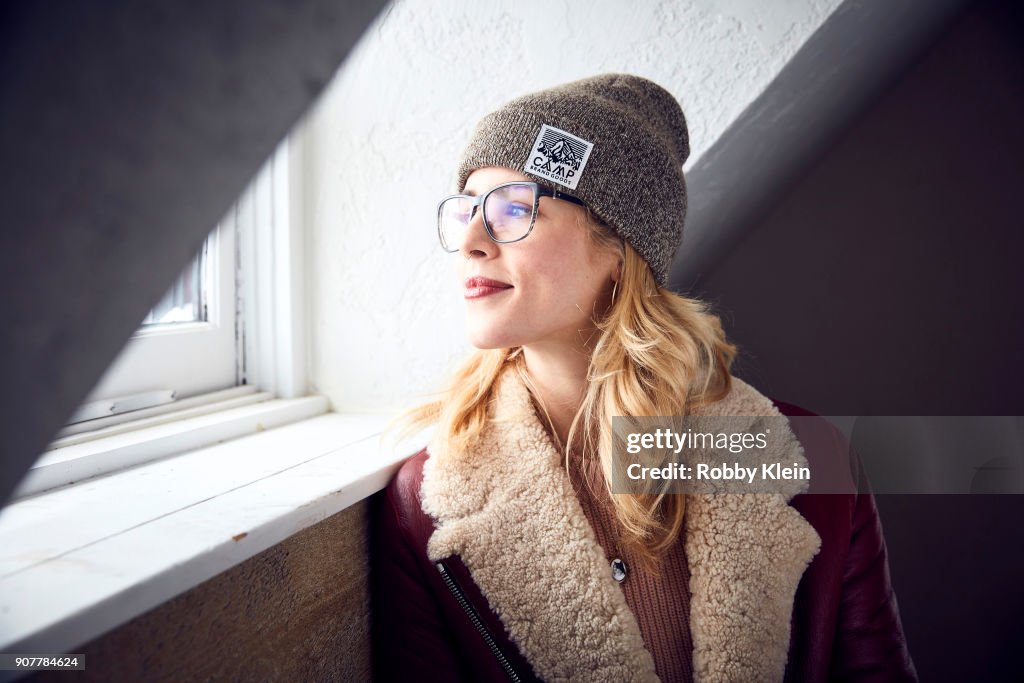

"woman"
[371,74,916,682]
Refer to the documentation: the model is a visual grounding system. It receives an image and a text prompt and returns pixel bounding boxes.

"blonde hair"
[400,214,736,564]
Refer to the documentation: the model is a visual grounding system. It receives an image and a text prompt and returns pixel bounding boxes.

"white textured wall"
[301,0,844,413]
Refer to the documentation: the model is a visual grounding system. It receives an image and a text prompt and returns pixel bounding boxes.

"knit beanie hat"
[455,73,689,285]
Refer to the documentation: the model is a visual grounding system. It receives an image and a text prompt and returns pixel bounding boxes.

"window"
[63,138,306,428]
[142,247,207,327]
[17,140,308,499]
[69,221,238,425]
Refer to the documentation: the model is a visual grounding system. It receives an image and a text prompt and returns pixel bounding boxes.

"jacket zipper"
[435,561,523,683]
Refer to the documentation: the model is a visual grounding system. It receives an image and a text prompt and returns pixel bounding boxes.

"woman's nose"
[459,207,494,259]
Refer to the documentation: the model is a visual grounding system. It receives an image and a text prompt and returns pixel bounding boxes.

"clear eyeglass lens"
[439,196,474,252]
[484,184,537,242]
[438,183,538,252]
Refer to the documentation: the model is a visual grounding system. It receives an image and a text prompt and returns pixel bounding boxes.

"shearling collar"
[421,366,822,682]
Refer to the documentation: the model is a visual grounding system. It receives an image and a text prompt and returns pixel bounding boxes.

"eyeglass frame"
[437,180,587,253]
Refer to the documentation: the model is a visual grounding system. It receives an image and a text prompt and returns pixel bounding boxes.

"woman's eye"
[503,202,532,219]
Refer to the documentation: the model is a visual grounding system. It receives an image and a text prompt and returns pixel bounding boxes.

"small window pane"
[141,241,208,327]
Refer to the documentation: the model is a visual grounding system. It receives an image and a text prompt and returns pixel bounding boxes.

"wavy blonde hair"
[400,212,736,564]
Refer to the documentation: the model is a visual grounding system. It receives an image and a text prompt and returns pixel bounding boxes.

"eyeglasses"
[437,181,586,253]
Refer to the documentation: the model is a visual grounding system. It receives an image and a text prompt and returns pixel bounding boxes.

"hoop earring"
[611,280,619,306]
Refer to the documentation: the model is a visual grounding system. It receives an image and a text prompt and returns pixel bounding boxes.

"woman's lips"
[464,276,513,300]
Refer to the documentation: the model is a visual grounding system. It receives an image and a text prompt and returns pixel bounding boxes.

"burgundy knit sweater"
[567,453,694,683]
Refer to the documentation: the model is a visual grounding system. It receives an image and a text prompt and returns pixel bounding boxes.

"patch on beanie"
[523,124,594,191]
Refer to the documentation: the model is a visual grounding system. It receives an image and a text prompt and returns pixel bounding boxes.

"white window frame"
[23,138,308,498]
[73,135,306,425]
[236,136,307,399]
[79,217,237,409]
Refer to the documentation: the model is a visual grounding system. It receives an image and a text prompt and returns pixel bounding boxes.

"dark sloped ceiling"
[672,0,971,293]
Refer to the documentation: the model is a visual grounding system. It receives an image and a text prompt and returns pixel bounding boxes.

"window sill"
[0,407,420,661]
[18,392,328,498]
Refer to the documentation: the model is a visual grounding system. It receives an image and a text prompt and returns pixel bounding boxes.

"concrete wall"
[300,0,844,413]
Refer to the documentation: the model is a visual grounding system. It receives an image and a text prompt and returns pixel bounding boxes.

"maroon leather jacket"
[371,396,917,682]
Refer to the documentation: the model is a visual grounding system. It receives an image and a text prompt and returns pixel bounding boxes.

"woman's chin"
[465,324,519,351]
[466,335,512,351]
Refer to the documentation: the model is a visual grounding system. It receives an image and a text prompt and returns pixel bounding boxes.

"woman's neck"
[522,342,592,450]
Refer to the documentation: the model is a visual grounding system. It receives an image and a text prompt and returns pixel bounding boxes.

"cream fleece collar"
[421,367,822,682]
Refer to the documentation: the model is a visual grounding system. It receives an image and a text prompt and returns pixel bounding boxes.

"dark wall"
[696,2,1024,680]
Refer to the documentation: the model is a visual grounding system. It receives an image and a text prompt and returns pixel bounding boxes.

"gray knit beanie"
[455,73,689,285]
